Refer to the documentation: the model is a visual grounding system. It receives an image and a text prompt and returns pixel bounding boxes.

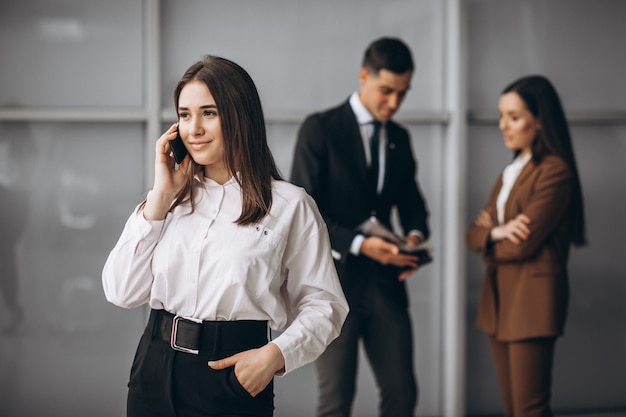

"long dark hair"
[171,55,282,225]
[502,75,586,246]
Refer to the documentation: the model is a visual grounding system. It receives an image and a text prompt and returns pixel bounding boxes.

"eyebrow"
[380,85,411,93]
[178,104,217,111]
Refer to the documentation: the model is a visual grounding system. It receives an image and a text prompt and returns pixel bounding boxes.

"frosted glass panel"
[160,0,443,115]
[555,125,626,408]
[0,122,147,416]
[468,0,626,112]
[0,0,143,108]
[466,2,626,410]
[465,123,626,411]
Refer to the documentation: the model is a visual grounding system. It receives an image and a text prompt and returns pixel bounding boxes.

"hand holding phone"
[169,124,188,164]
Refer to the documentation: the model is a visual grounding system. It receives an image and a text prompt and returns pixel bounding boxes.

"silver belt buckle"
[171,315,202,355]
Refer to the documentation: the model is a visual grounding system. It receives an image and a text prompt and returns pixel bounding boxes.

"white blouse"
[102,176,349,375]
[496,152,532,224]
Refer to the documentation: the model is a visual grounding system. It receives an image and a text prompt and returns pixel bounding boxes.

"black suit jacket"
[290,100,430,305]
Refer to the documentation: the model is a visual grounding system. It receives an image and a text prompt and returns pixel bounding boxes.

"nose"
[190,116,204,136]
[387,93,401,111]
[498,117,506,131]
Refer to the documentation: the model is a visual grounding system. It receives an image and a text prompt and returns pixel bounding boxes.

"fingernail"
[208,361,216,367]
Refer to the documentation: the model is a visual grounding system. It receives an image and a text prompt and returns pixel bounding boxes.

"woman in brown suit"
[466,75,586,416]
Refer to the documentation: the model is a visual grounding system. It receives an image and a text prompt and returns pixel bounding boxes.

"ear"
[358,68,370,86]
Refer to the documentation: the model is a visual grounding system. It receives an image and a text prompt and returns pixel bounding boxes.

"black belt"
[148,309,268,355]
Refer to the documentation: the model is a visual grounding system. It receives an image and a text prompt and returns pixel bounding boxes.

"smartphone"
[169,125,188,164]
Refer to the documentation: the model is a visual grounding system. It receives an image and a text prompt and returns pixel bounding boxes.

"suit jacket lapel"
[335,102,370,191]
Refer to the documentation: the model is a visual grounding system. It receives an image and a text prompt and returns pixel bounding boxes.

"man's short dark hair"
[362,37,414,75]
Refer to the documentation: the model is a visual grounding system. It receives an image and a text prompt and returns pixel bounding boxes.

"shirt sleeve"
[270,193,349,374]
[102,203,165,309]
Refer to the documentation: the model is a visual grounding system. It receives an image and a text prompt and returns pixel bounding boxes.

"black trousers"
[315,271,417,417]
[127,309,274,417]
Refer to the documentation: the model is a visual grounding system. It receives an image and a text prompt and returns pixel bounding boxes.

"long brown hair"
[164,56,282,225]
[502,75,586,246]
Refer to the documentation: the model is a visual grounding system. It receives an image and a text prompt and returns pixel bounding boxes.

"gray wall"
[0,1,624,416]
[465,0,626,413]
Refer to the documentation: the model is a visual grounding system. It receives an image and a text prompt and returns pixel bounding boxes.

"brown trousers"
[488,336,556,417]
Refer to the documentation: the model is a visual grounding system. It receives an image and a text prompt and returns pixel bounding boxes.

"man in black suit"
[290,37,430,417]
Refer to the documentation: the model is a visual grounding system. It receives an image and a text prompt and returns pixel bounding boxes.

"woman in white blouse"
[466,75,586,417]
[102,56,348,417]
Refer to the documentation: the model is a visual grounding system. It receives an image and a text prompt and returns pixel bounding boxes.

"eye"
[203,110,217,117]
[178,112,190,119]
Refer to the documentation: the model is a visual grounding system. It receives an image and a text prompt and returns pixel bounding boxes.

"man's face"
[358,68,412,122]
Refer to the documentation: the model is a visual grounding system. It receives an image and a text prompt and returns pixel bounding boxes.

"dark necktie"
[368,120,382,193]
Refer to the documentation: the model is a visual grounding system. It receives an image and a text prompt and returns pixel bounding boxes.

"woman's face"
[177,80,229,183]
[498,92,540,155]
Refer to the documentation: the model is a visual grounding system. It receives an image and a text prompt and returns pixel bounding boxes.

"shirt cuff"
[350,234,366,256]
[269,339,295,376]
[408,230,425,242]
[132,209,165,241]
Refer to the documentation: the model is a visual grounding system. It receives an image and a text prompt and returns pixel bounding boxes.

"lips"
[188,141,212,150]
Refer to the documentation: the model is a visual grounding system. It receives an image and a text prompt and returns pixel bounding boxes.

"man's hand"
[404,234,423,248]
[360,236,419,281]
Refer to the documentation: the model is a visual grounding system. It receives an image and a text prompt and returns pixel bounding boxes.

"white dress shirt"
[348,91,424,256]
[102,176,349,375]
[496,152,532,224]
[349,91,386,192]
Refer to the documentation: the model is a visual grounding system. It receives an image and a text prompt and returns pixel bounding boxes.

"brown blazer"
[466,155,574,341]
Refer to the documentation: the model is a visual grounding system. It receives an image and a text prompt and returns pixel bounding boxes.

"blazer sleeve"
[395,139,430,240]
[488,157,572,262]
[466,175,502,257]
